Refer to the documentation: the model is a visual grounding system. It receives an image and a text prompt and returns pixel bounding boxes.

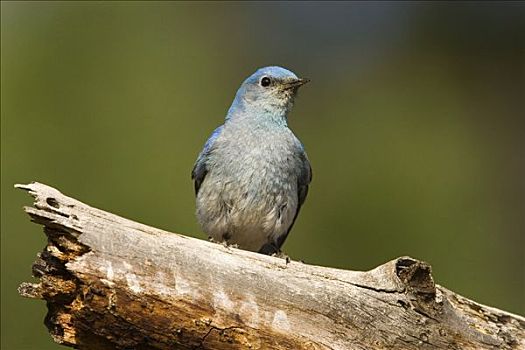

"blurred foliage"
[1,2,524,349]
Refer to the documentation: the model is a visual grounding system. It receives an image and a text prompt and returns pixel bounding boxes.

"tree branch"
[16,182,524,349]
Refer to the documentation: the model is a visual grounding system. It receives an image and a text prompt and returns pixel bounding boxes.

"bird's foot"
[258,243,290,263]
[271,251,291,264]
[208,237,238,249]
[222,241,238,249]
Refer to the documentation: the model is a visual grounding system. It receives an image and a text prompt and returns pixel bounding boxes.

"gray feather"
[192,66,311,254]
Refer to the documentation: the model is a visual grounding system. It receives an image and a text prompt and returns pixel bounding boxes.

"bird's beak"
[282,78,310,90]
[292,78,310,87]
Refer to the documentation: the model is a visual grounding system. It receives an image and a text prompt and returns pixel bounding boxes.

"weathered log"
[16,182,524,349]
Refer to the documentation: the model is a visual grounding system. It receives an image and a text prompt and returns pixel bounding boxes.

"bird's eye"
[260,76,271,87]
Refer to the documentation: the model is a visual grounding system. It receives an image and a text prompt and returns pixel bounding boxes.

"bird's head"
[229,66,309,120]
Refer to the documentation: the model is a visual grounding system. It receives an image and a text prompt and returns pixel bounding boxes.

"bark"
[16,182,524,350]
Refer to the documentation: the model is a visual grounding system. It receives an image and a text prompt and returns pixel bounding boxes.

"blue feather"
[191,125,223,195]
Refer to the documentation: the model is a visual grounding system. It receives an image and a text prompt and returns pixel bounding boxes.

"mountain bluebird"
[192,66,311,255]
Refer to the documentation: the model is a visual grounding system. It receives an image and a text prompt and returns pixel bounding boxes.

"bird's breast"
[196,125,302,251]
[224,131,297,178]
[208,127,300,199]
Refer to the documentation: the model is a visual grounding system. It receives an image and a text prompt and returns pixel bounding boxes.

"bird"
[191,66,311,255]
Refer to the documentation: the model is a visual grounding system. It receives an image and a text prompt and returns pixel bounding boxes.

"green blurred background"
[1,2,524,349]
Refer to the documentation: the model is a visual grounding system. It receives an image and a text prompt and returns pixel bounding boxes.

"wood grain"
[16,182,525,349]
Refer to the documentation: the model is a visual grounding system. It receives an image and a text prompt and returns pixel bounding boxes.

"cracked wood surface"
[16,182,525,350]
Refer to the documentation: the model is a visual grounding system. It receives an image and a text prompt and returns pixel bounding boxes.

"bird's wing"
[275,149,312,249]
[191,125,224,196]
[297,153,312,209]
